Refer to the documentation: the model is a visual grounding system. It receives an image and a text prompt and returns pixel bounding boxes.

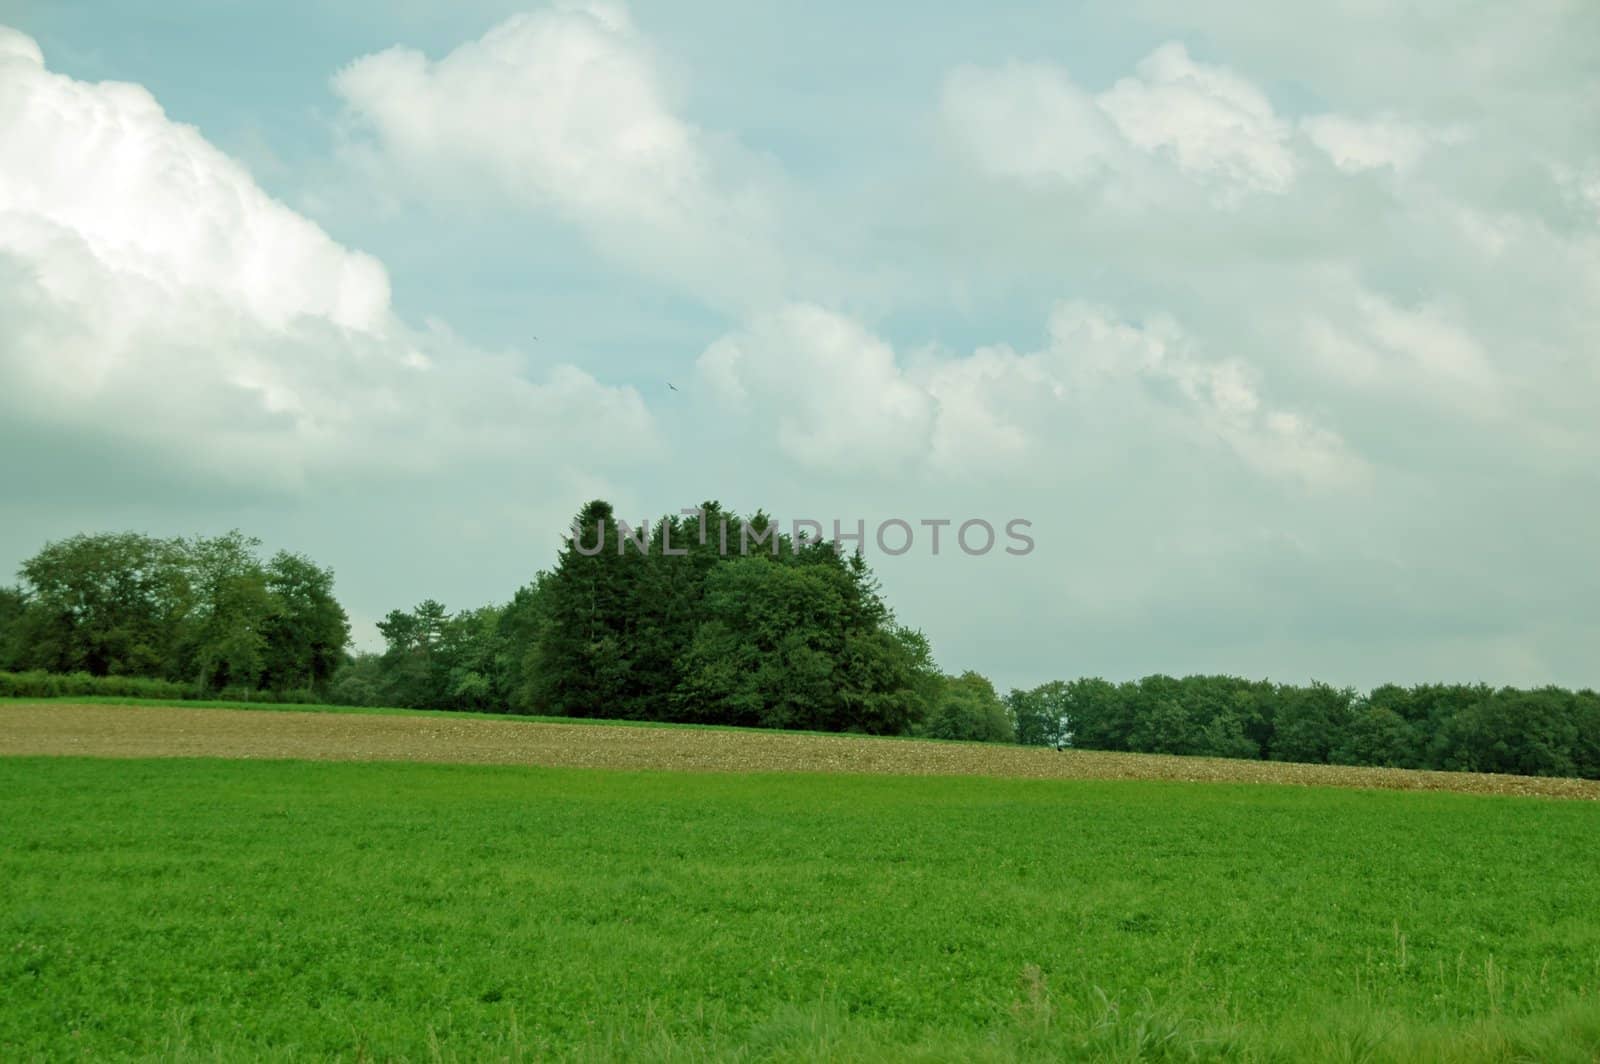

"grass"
[3,756,1599,1060]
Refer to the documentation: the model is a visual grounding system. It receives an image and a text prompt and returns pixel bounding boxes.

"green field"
[3,757,1600,1062]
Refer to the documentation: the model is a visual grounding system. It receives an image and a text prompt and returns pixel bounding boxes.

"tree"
[1270,681,1355,764]
[1058,678,1129,751]
[437,605,505,712]
[11,529,352,695]
[376,599,452,709]
[179,532,273,692]
[260,552,350,693]
[0,585,26,670]
[495,578,550,712]
[1333,704,1420,767]
[674,558,849,730]
[1128,675,1204,755]
[1435,687,1579,777]
[892,626,943,733]
[1572,692,1600,780]
[532,501,635,718]
[328,651,386,707]
[1194,708,1258,760]
[926,671,1015,743]
[1009,681,1072,748]
[612,505,728,720]
[1403,684,1494,769]
[1171,675,1273,759]
[17,532,191,677]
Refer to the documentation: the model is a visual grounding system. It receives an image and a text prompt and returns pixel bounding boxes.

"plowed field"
[4,701,1596,799]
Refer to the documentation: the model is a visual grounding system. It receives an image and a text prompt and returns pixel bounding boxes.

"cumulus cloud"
[1097,43,1296,195]
[698,305,935,476]
[332,3,790,309]
[934,17,1600,481]
[939,63,1130,188]
[1300,114,1462,174]
[1124,0,1597,128]
[697,301,1362,488]
[1044,303,1363,487]
[1299,284,1500,406]
[0,26,654,493]
[942,42,1296,205]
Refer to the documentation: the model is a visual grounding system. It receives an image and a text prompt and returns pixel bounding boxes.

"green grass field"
[3,757,1600,1061]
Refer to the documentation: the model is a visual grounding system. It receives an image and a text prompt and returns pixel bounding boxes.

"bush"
[0,670,342,705]
[1,669,196,701]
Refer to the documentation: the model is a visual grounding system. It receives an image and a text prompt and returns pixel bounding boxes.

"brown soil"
[3,702,1597,800]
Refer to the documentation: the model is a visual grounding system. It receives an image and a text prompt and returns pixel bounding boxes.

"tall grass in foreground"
[4,757,1599,1060]
[145,993,1600,1062]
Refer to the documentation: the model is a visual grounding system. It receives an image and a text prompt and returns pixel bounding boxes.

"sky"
[1,1,1598,692]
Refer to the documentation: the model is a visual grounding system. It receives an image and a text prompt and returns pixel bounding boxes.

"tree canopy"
[4,531,348,698]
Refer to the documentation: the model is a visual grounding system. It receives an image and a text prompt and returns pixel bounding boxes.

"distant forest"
[2,501,1597,779]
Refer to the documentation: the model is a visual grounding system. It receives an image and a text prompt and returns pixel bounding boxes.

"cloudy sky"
[2,1,1597,691]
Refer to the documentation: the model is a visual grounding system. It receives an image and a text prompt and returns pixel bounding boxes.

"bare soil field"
[4,701,1598,800]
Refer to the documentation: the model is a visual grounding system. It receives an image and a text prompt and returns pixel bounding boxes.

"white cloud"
[1043,302,1363,487]
[332,3,789,309]
[921,344,1060,475]
[942,42,1296,205]
[0,25,43,66]
[939,62,1129,187]
[932,16,1600,491]
[1295,281,1498,406]
[0,26,654,492]
[1098,43,1296,195]
[698,305,935,477]
[1301,114,1460,174]
[1124,0,1596,129]
[698,301,1361,488]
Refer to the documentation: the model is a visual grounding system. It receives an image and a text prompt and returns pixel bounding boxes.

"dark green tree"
[1434,687,1579,777]
[925,671,1015,743]
[375,599,452,709]
[495,577,550,712]
[327,651,387,707]
[1008,680,1072,748]
[1058,678,1129,751]
[1572,691,1600,780]
[1270,681,1355,764]
[260,552,351,693]
[674,557,849,730]
[1333,703,1421,767]
[0,585,26,670]
[532,501,635,718]
[179,531,273,692]
[17,532,191,678]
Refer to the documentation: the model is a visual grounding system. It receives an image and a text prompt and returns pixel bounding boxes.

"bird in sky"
[668,382,679,392]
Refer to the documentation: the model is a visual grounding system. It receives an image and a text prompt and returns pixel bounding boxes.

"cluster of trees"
[5,512,1596,779]
[1006,675,1600,779]
[0,532,349,697]
[331,501,1014,740]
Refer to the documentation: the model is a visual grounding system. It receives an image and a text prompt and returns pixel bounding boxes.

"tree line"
[1007,675,1600,779]
[0,531,349,698]
[2,509,1596,778]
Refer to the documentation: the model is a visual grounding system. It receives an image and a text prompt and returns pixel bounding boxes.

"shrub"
[0,669,196,701]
